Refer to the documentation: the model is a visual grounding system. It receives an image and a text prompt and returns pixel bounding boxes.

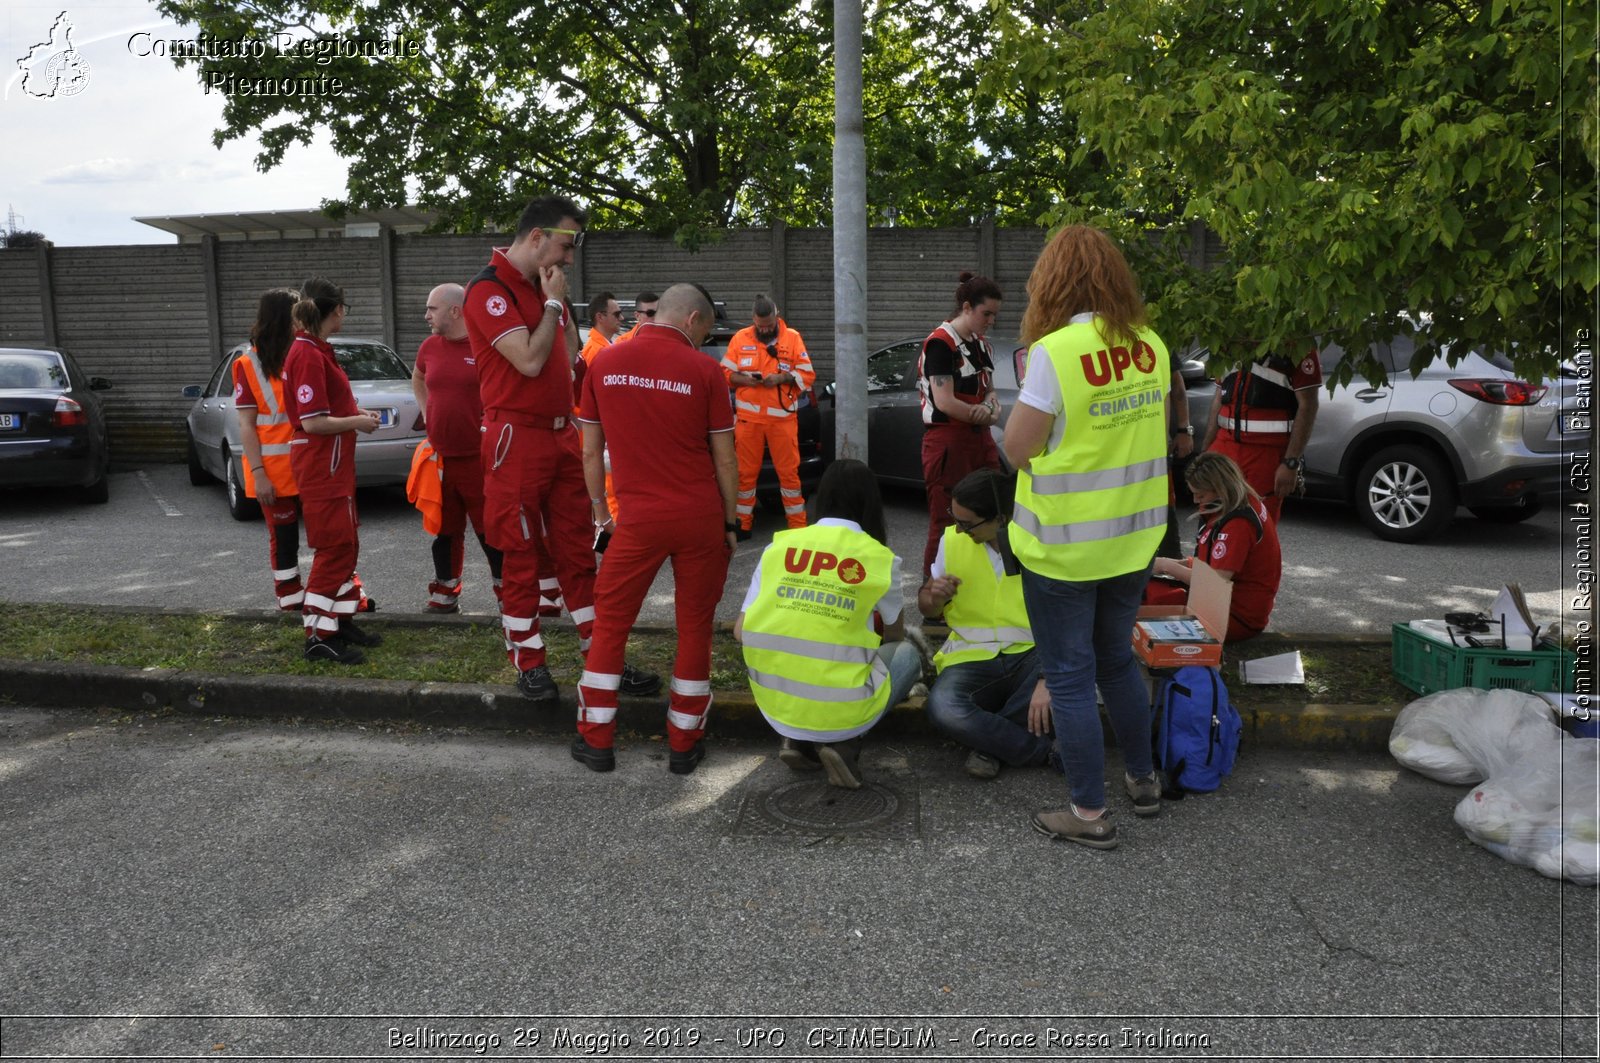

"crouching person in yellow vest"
[736,459,923,789]
[919,469,1059,780]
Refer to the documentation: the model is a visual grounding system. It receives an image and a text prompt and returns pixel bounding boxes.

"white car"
[182,337,425,520]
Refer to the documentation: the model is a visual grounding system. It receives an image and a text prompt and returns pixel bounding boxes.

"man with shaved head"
[573,282,741,775]
[412,282,505,613]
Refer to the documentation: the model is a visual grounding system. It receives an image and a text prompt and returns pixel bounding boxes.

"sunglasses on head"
[541,226,585,247]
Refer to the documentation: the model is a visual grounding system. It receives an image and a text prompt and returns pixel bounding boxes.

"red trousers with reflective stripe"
[735,417,805,530]
[921,423,1001,577]
[262,496,304,611]
[1209,436,1287,524]
[577,514,730,751]
[481,419,596,669]
[429,452,506,607]
[301,494,360,636]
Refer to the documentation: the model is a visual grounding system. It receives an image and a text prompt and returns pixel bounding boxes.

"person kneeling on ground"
[919,469,1058,780]
[1144,450,1282,642]
[736,459,922,790]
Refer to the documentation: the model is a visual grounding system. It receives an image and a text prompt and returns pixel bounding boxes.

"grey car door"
[1303,341,1393,491]
[190,354,237,461]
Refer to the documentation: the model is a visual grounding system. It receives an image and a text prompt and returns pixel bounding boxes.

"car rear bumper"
[1458,461,1569,507]
[352,436,425,487]
[0,435,100,488]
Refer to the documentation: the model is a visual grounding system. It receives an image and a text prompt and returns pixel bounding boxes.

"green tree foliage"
[155,0,1055,243]
[2,229,47,248]
[990,0,1597,384]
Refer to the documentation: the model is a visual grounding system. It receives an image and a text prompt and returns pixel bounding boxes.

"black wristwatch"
[725,521,740,533]
[1281,456,1305,471]
[1176,425,1194,436]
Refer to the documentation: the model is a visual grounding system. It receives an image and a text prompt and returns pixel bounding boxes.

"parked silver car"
[1192,334,1583,541]
[825,336,1213,487]
[183,338,425,520]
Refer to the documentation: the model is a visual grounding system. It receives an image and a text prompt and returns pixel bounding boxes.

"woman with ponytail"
[280,277,382,663]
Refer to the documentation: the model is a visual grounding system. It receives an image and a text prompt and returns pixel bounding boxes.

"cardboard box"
[1132,560,1232,668]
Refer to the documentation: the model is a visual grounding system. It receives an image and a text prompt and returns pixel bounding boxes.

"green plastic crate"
[1391,623,1576,695]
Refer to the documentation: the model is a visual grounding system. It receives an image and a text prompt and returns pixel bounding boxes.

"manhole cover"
[733,779,919,838]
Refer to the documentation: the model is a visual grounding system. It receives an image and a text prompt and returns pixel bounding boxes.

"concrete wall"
[0,223,1218,464]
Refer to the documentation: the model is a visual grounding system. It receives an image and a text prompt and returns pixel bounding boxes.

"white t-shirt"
[928,534,1006,582]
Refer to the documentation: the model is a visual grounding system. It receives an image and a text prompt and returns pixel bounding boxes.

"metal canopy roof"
[134,205,440,241]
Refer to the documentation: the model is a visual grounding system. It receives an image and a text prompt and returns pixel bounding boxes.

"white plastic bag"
[1390,687,1597,885]
[1389,688,1565,785]
[1454,740,1600,887]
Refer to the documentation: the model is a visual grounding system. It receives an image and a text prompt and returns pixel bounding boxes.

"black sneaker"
[668,741,706,775]
[339,618,383,647]
[571,734,616,772]
[303,635,365,665]
[735,528,753,542]
[516,666,558,703]
[619,663,662,697]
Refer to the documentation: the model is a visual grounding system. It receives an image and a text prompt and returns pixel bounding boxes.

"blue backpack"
[1154,665,1241,796]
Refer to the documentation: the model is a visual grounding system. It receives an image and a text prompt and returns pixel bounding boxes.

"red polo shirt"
[1197,496,1282,638]
[463,247,573,421]
[578,324,735,524]
[415,333,481,457]
[282,332,359,500]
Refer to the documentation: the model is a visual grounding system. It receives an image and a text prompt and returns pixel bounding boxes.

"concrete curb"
[0,657,1403,752]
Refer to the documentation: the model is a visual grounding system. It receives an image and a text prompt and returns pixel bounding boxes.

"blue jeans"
[1020,563,1154,809]
[925,648,1053,767]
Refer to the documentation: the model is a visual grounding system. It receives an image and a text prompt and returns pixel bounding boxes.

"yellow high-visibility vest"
[1010,317,1170,581]
[933,524,1033,672]
[742,523,896,732]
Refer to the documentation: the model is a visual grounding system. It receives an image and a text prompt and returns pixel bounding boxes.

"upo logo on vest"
[784,549,868,585]
[1080,341,1158,386]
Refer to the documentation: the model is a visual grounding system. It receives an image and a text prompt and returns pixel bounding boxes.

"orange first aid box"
[1131,560,1232,668]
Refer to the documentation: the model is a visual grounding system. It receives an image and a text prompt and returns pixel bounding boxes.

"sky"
[1,0,349,246]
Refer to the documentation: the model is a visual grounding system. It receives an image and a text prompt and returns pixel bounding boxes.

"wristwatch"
[1281,456,1305,470]
[1176,425,1194,436]
[724,521,740,533]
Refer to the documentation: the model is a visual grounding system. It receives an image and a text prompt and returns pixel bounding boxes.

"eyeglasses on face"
[639,309,657,318]
[949,508,994,533]
[541,226,585,247]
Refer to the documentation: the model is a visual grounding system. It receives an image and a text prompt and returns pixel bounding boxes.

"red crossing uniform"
[282,332,363,637]
[462,248,597,671]
[575,322,736,752]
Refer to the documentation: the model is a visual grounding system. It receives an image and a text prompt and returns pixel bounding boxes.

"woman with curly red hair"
[1002,226,1172,850]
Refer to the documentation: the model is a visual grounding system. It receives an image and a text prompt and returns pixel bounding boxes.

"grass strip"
[0,603,1415,705]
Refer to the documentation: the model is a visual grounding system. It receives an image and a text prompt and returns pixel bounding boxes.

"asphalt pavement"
[0,464,1582,636]
[1,705,1596,1060]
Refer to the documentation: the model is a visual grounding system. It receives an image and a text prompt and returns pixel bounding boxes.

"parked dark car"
[816,336,1212,487]
[0,346,113,503]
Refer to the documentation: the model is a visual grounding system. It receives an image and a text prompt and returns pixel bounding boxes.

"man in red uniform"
[1201,347,1321,524]
[722,294,814,537]
[574,283,740,774]
[462,195,658,703]
[412,282,505,613]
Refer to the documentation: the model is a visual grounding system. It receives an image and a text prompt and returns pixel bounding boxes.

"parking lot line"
[136,471,184,517]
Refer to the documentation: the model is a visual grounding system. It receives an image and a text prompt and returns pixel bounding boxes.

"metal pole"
[832,0,867,462]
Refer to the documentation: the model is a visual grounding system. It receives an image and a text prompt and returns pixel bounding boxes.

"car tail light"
[52,396,87,427]
[1448,378,1547,405]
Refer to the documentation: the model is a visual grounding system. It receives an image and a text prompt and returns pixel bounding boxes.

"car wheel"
[1469,497,1544,523]
[1355,444,1457,543]
[187,430,214,486]
[80,473,109,504]
[223,446,261,522]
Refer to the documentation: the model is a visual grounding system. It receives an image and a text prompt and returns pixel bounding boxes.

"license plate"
[0,413,18,430]
[375,408,396,428]
[1561,412,1590,434]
